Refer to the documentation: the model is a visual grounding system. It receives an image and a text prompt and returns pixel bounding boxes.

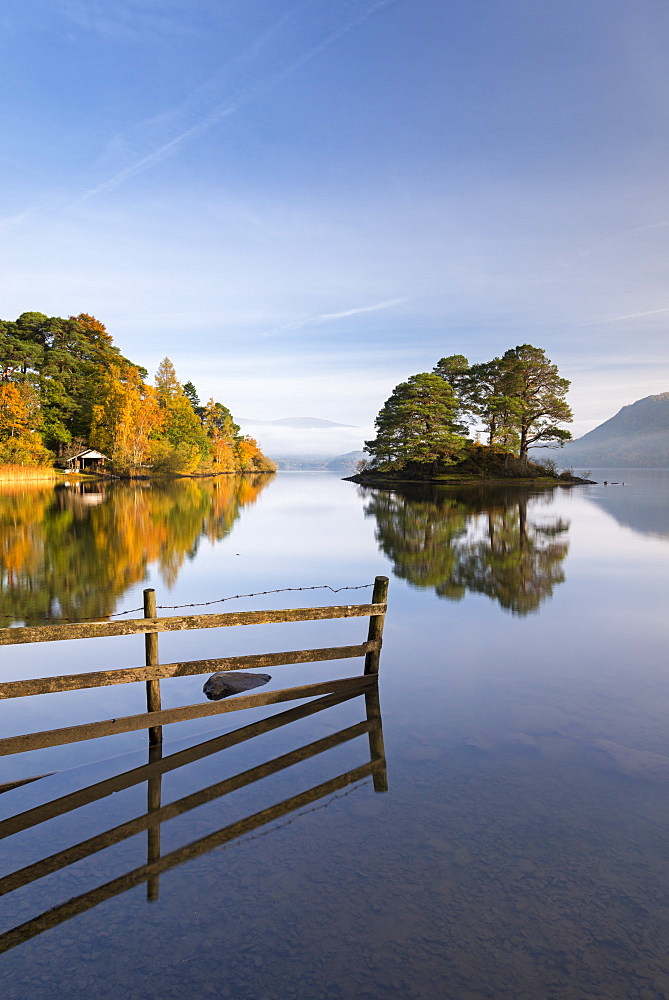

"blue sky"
[2,0,669,450]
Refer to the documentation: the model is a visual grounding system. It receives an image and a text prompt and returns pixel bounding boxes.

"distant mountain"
[558,392,669,467]
[325,451,367,471]
[271,451,366,472]
[238,416,355,429]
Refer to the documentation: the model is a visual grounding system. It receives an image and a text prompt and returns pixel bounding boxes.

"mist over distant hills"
[270,451,366,472]
[558,392,669,468]
[239,417,355,429]
[236,415,368,458]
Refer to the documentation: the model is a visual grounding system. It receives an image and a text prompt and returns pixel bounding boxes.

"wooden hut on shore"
[65,448,108,473]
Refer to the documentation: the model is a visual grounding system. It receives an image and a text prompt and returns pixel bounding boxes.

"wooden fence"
[0,685,387,954]
[0,575,389,757]
[0,579,389,952]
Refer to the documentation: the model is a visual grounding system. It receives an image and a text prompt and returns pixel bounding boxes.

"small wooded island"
[0,312,275,477]
[347,346,595,486]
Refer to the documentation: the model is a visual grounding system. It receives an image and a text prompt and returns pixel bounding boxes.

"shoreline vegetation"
[0,464,59,482]
[345,447,596,487]
[0,312,275,477]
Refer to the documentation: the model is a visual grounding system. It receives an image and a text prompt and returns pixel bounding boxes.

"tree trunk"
[519,425,529,459]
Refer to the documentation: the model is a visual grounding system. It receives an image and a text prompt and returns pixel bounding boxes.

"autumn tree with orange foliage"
[0,312,275,474]
[91,365,164,473]
[0,382,52,465]
[203,398,237,471]
[236,434,277,472]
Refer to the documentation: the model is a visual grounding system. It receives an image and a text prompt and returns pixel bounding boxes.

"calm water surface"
[0,470,668,999]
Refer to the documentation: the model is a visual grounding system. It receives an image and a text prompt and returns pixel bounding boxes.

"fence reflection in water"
[0,682,387,954]
[0,577,389,955]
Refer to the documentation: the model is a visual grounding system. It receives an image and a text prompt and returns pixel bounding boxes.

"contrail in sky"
[263,297,408,337]
[73,0,398,206]
[314,298,408,323]
[580,305,669,326]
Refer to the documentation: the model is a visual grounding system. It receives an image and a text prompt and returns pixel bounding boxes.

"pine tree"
[497,345,573,457]
[365,373,467,470]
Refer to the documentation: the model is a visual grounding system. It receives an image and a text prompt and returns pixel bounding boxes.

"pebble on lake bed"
[203,671,271,700]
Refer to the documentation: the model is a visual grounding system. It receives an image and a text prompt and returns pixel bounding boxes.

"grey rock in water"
[464,734,493,752]
[203,671,271,701]
[592,738,669,784]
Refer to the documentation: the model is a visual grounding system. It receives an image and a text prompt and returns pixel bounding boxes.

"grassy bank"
[0,464,58,483]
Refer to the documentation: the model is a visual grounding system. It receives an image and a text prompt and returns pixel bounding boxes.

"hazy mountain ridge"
[235,415,367,458]
[271,451,366,472]
[559,392,669,467]
[238,417,355,429]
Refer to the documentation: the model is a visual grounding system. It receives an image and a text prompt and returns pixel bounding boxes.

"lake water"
[0,469,668,999]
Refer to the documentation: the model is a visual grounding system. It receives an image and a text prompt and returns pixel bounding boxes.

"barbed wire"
[1,583,375,626]
[212,778,369,855]
[156,583,374,611]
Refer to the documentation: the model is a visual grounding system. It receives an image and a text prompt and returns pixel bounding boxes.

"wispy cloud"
[262,297,408,337]
[310,297,408,324]
[72,0,397,206]
[59,0,197,45]
[579,305,669,326]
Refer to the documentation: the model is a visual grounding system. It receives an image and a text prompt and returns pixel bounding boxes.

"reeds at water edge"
[0,464,58,483]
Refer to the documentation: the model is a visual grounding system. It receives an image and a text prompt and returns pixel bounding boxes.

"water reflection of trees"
[363,485,569,615]
[0,476,272,624]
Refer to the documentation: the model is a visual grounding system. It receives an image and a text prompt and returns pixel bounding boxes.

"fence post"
[365,684,388,793]
[364,575,388,676]
[146,742,162,901]
[144,588,162,745]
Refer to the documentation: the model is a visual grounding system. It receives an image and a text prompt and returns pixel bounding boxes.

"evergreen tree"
[497,345,573,457]
[365,373,467,469]
[0,313,275,473]
[182,381,200,410]
[434,345,572,457]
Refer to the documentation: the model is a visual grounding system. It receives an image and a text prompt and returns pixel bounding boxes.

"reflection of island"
[0,476,272,624]
[363,485,569,616]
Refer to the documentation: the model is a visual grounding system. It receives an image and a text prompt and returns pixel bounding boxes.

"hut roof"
[66,449,108,462]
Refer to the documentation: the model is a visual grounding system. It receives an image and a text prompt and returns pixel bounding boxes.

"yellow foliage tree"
[237,434,277,473]
[0,383,52,465]
[90,364,163,473]
[203,398,237,471]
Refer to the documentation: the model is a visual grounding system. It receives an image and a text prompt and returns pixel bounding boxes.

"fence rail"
[0,642,379,700]
[0,603,386,647]
[0,584,390,950]
[0,575,389,756]
[0,686,387,955]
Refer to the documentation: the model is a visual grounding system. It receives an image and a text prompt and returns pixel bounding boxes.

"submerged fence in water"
[0,686,387,954]
[0,576,389,952]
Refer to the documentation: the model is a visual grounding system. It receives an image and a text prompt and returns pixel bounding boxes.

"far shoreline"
[344,470,596,488]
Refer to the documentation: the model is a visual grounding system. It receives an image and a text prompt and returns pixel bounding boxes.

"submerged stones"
[203,671,271,701]
[506,704,572,736]
[462,718,669,785]
[592,739,669,784]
